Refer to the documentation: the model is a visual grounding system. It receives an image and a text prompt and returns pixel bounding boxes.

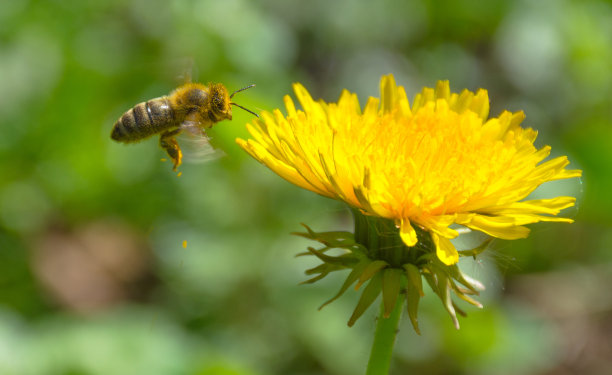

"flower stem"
[366,296,404,375]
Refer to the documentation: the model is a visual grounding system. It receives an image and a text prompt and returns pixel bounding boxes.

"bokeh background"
[1,0,610,374]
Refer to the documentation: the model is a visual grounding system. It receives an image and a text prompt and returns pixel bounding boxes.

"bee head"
[208,83,232,121]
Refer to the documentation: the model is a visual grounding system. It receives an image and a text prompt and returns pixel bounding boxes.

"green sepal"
[405,277,422,335]
[416,252,437,264]
[452,301,467,317]
[445,264,482,294]
[458,238,493,258]
[295,246,330,257]
[318,260,370,310]
[304,246,359,266]
[458,272,485,292]
[348,271,383,327]
[381,268,403,318]
[293,223,358,248]
[403,263,424,297]
[301,263,344,284]
[296,216,490,332]
[440,277,460,330]
[450,284,483,308]
[355,260,389,289]
[424,267,459,329]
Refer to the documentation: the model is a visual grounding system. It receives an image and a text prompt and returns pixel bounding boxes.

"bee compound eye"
[213,93,225,112]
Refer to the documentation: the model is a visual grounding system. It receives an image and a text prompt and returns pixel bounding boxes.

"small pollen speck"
[161,158,167,162]
[182,240,187,248]
[177,172,183,177]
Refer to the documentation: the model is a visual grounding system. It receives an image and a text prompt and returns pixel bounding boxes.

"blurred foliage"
[0,0,610,374]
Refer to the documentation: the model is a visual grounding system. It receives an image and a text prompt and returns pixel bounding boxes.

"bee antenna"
[230,84,256,99]
[231,102,259,118]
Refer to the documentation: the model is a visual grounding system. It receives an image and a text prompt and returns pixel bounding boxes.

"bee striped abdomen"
[111,97,175,143]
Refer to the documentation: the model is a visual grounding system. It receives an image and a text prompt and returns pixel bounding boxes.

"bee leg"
[159,129,183,171]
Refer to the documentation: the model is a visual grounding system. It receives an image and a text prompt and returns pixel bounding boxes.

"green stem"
[366,297,404,375]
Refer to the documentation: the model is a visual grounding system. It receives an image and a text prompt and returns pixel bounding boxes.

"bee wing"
[176,121,224,164]
[177,58,197,84]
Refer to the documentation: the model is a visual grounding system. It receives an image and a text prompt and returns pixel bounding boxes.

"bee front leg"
[159,129,183,171]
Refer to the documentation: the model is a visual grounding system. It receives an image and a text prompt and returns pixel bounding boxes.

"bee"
[111,82,257,171]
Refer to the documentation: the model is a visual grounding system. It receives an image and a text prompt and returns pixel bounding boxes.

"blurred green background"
[0,0,610,374]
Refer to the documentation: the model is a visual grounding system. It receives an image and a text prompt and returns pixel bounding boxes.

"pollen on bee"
[182,240,187,248]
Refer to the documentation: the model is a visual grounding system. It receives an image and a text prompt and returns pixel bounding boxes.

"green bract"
[294,209,489,332]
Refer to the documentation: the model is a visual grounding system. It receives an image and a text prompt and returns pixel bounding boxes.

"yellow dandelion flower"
[237,74,581,266]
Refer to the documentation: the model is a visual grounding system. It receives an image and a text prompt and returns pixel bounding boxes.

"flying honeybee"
[111,82,257,171]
